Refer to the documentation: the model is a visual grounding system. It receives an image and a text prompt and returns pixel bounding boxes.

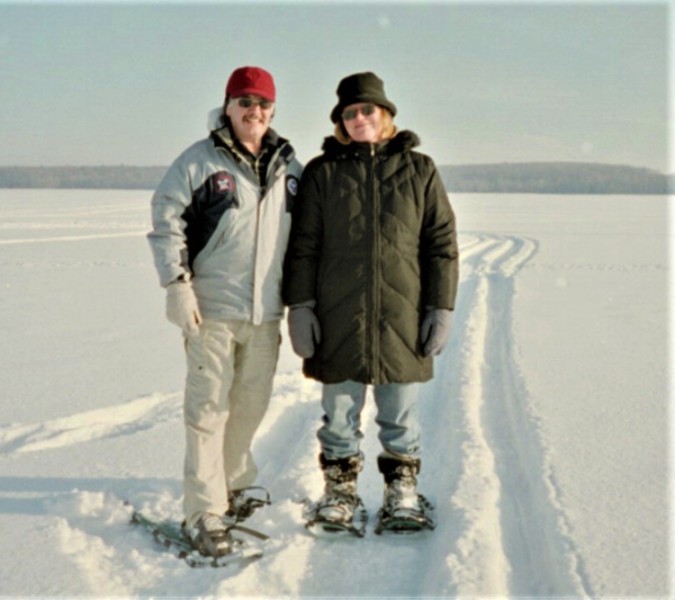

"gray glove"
[166,281,202,337]
[420,309,453,357]
[288,306,321,358]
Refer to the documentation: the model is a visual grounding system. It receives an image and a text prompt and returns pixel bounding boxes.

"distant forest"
[437,162,671,194]
[0,166,167,191]
[0,163,671,194]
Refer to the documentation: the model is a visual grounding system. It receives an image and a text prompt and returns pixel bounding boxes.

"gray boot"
[315,452,363,524]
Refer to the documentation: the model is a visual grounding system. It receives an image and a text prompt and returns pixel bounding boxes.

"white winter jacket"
[148,111,302,325]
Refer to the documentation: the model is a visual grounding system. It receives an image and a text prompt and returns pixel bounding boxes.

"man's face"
[226,95,275,144]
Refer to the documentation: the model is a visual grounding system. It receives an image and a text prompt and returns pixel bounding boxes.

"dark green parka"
[283,130,458,384]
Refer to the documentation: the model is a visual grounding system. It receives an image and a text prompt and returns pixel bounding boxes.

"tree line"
[0,163,671,194]
[437,162,671,194]
[0,166,167,190]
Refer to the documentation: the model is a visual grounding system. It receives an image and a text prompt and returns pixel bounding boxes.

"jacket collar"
[320,129,421,160]
[207,108,294,166]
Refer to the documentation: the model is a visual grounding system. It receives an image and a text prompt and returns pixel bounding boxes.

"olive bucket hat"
[330,71,397,123]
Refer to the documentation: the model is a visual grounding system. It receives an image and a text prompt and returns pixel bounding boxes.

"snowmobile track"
[423,233,593,598]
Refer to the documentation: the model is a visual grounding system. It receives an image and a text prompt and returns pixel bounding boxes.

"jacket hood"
[207,106,226,131]
[320,129,421,159]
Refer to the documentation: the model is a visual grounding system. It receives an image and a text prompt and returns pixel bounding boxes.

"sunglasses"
[341,104,377,121]
[235,97,274,110]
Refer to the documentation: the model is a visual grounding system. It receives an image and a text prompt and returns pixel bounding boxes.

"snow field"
[0,190,669,598]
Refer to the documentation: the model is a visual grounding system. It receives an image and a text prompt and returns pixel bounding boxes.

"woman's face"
[341,103,384,143]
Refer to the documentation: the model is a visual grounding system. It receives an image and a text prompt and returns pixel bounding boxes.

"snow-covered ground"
[0,189,670,598]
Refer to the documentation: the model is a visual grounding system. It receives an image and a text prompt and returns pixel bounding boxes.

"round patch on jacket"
[285,175,299,213]
[286,175,298,196]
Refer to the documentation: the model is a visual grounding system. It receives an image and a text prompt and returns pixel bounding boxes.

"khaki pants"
[182,318,280,527]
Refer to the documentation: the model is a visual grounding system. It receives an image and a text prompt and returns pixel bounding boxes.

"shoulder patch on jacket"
[209,171,239,207]
[285,174,299,213]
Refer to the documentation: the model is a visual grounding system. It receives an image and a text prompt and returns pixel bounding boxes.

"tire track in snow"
[421,273,509,597]
[426,232,592,597]
[416,233,523,596]
[0,392,182,455]
[478,235,593,597]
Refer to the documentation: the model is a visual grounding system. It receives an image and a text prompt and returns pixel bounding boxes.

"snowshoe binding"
[225,486,271,522]
[303,494,368,538]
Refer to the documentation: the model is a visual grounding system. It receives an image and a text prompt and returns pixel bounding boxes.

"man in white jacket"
[148,66,302,558]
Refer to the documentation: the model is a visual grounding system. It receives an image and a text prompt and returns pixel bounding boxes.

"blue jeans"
[318,380,421,460]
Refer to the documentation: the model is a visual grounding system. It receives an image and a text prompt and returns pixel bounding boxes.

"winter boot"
[181,513,234,557]
[314,452,364,526]
[376,453,435,533]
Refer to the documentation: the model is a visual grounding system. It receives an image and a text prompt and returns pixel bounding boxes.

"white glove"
[420,309,453,357]
[288,306,321,358]
[166,281,202,337]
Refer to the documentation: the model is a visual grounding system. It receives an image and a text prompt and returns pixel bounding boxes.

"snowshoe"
[374,494,436,534]
[129,505,267,568]
[226,486,271,522]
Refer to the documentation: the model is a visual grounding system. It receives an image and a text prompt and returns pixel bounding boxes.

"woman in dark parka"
[283,72,459,531]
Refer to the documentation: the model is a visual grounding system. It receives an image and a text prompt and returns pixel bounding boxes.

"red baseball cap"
[225,66,276,102]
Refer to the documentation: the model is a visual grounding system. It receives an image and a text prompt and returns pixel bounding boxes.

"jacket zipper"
[249,145,286,323]
[251,189,263,323]
[368,144,380,383]
[213,141,287,323]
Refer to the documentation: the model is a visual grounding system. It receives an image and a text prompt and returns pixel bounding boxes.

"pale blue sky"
[0,1,669,170]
